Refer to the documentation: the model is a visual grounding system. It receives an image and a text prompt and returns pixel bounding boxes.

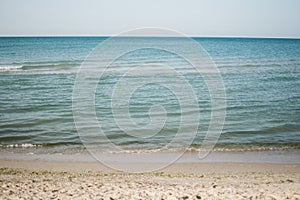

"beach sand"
[0,160,299,199]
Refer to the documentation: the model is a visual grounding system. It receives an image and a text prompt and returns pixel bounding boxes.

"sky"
[0,0,300,38]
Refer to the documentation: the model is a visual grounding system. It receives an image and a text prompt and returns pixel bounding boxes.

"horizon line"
[0,35,299,39]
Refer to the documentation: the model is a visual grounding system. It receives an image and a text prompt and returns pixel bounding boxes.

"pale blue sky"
[0,0,299,37]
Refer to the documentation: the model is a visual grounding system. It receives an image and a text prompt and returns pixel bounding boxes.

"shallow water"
[0,37,299,153]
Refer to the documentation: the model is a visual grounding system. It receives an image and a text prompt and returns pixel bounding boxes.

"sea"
[0,37,299,158]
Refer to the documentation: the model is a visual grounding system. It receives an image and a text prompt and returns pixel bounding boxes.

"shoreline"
[1,149,299,173]
[1,149,299,163]
[1,159,300,174]
[1,150,300,199]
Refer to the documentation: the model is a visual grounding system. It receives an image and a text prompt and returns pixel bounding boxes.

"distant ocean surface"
[0,37,299,154]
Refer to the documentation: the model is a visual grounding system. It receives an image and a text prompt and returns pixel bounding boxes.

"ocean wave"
[21,63,78,70]
[0,141,81,148]
[104,144,300,154]
[188,143,300,152]
[0,61,80,74]
[0,142,299,154]
[222,124,300,135]
[0,65,23,71]
[0,143,42,148]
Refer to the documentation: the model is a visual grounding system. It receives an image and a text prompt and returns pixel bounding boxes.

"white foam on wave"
[104,145,300,154]
[0,65,78,75]
[0,65,23,71]
[0,144,41,148]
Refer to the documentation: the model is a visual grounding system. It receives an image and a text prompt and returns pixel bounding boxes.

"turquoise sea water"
[0,37,299,153]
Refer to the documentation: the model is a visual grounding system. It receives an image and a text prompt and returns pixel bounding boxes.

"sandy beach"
[0,160,299,199]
